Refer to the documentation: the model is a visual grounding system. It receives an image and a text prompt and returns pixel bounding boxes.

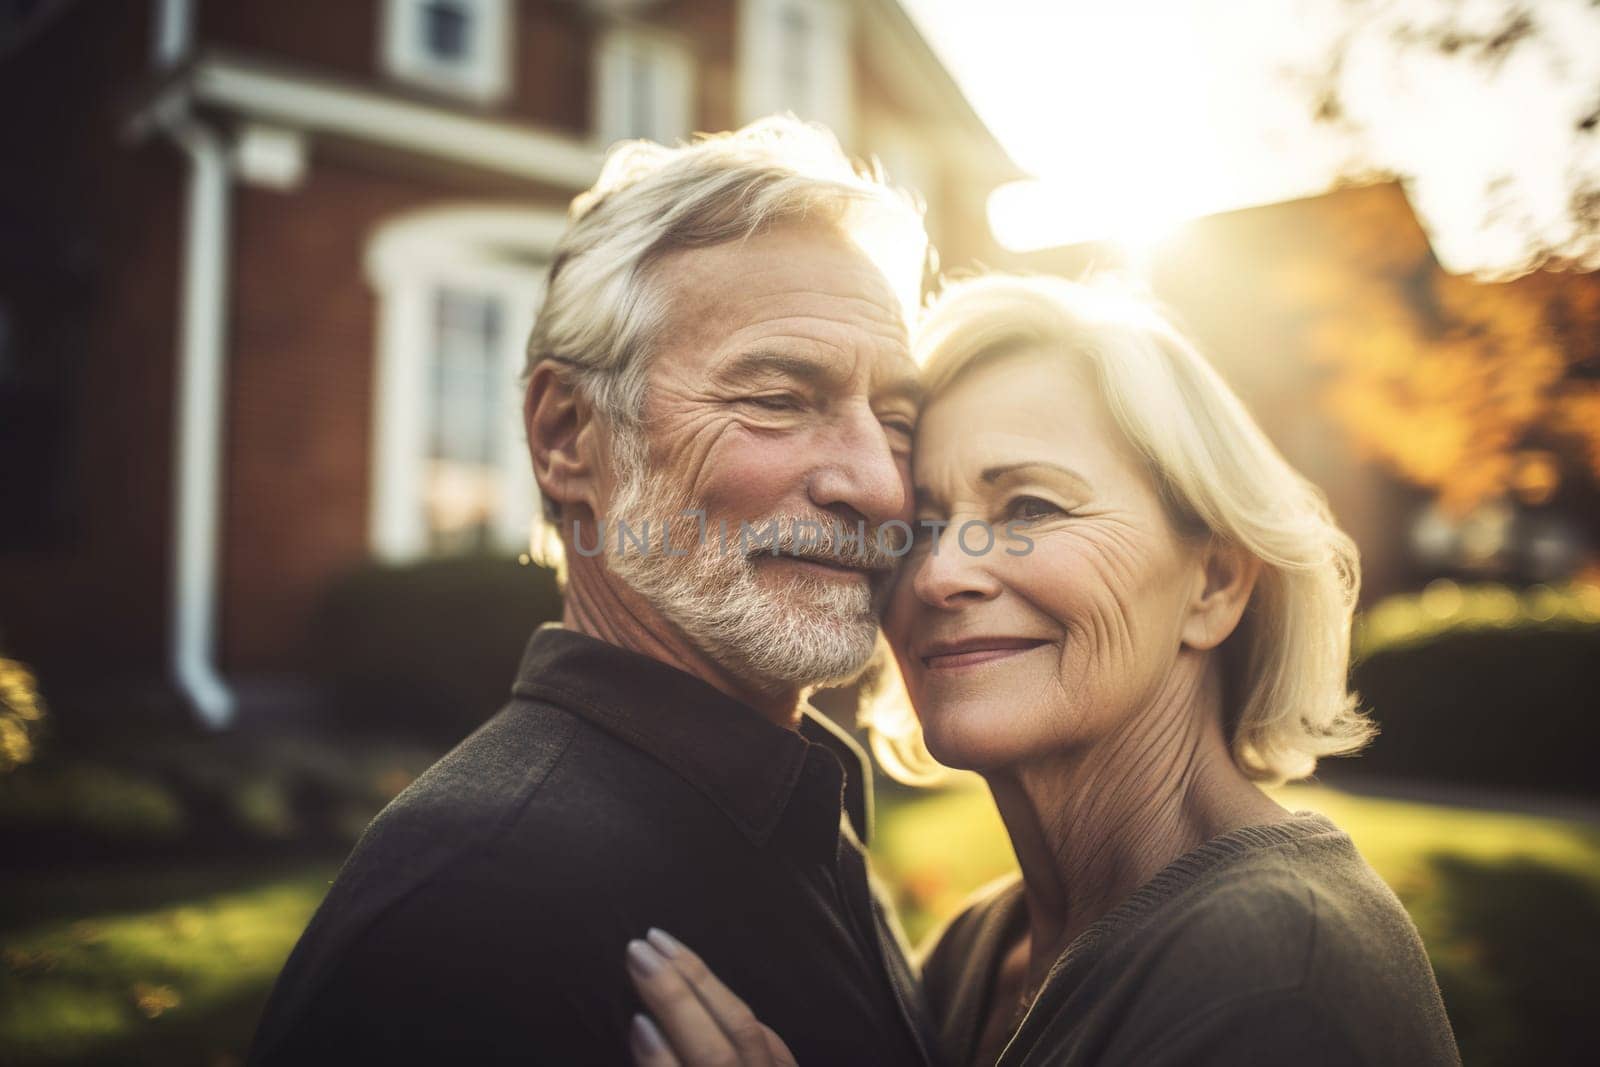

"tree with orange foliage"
[1273,184,1600,518]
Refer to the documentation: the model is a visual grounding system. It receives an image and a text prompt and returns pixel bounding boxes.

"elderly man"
[248,119,934,1066]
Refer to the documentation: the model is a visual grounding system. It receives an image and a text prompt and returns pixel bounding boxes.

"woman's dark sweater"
[919,812,1461,1066]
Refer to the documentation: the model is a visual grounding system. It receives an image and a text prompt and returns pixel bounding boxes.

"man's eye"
[745,394,804,412]
[1008,496,1065,522]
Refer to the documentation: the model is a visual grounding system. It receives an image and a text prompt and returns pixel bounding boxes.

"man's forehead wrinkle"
[654,235,906,314]
[722,317,908,357]
[702,286,907,333]
[647,234,914,404]
[656,290,908,372]
[705,334,916,399]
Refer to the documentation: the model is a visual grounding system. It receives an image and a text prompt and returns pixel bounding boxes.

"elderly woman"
[623,274,1460,1066]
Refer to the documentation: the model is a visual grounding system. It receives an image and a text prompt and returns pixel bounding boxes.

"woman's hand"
[624,928,798,1067]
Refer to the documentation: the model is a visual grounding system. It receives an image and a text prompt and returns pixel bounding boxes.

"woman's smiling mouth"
[920,637,1052,670]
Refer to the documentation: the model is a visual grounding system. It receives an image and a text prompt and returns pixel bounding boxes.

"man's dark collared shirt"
[249,626,935,1066]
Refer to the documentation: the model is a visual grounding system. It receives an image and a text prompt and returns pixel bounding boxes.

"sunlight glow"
[905,0,1352,253]
[989,177,1204,254]
[907,0,1600,273]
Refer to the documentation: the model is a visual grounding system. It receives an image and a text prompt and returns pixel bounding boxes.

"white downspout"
[147,0,233,727]
[163,112,236,728]
[152,0,192,69]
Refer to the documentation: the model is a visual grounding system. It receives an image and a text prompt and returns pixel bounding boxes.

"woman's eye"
[1008,496,1064,522]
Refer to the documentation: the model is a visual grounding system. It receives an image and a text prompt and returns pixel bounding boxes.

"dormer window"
[595,25,695,145]
[423,1,470,59]
[382,0,511,104]
[778,3,811,106]
[738,0,852,146]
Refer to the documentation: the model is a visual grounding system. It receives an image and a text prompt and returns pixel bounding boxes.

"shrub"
[1340,594,1600,798]
[306,555,564,744]
[0,732,443,868]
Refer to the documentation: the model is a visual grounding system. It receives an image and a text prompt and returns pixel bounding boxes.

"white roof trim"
[188,55,603,189]
[365,203,570,285]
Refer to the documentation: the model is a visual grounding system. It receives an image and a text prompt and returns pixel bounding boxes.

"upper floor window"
[778,2,812,107]
[382,0,511,104]
[738,0,852,146]
[595,25,695,145]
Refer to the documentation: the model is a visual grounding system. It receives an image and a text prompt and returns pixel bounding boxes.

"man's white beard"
[602,452,885,691]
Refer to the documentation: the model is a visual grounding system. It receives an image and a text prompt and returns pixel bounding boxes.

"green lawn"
[3,785,1597,1065]
[1,861,338,1066]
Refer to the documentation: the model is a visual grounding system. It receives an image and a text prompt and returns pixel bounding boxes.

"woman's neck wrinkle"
[990,657,1267,987]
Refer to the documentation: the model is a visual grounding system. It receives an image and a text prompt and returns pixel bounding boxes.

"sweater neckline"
[992,810,1347,1059]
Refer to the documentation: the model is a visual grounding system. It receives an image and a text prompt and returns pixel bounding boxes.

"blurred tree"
[1276,186,1600,518]
[1292,0,1600,279]
[0,654,46,772]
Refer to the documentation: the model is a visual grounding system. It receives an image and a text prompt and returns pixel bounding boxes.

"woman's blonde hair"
[863,273,1375,785]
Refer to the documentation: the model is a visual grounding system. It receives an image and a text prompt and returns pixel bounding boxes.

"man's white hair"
[864,274,1377,786]
[523,116,928,568]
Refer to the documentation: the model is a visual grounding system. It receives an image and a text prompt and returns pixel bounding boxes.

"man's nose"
[807,403,910,526]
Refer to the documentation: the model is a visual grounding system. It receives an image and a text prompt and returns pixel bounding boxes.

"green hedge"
[0,732,443,868]
[306,555,564,744]
[1341,623,1600,798]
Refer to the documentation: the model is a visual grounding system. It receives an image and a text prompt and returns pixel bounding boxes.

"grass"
[0,860,339,1066]
[871,781,1600,1066]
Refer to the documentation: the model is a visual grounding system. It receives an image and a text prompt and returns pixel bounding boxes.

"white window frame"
[381,0,512,104]
[737,0,853,147]
[593,23,695,146]
[365,207,568,562]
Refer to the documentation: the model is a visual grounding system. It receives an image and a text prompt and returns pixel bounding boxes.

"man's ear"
[524,362,600,519]
[1180,537,1262,652]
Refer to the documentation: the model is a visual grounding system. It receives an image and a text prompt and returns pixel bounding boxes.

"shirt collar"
[510,624,874,847]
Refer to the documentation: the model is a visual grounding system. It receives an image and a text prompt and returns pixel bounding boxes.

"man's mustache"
[746,515,901,574]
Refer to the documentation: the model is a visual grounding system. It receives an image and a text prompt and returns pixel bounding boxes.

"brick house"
[0,0,1019,726]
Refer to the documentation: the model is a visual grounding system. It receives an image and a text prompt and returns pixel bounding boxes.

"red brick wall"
[200,0,382,84]
[200,0,597,136]
[0,1,185,683]
[654,0,739,134]
[507,1,596,135]
[219,157,572,673]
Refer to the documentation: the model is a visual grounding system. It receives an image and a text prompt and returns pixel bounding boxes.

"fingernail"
[631,1013,667,1055]
[626,939,664,977]
[645,927,683,958]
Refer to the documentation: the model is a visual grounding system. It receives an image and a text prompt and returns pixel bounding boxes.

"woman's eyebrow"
[980,461,1094,493]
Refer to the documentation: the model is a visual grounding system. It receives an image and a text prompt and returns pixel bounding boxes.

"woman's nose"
[911,521,1003,608]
